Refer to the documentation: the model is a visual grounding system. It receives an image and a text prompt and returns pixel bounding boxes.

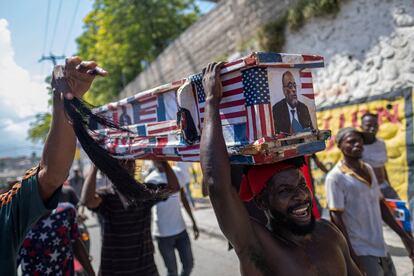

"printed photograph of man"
[271,70,314,134]
[119,104,132,126]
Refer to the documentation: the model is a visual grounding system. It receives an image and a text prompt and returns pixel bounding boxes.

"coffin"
[90,52,330,164]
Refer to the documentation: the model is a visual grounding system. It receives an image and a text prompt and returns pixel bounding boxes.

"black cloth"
[272,98,313,133]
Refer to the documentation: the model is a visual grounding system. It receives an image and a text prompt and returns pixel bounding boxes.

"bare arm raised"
[38,57,107,203]
[200,62,257,254]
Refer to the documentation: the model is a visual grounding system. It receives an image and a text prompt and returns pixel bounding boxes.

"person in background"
[176,162,196,208]
[70,168,85,198]
[325,127,414,275]
[360,112,400,199]
[81,161,179,276]
[17,202,94,276]
[146,161,199,276]
[0,57,106,275]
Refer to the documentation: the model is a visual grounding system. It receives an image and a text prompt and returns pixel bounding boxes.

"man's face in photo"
[282,71,298,108]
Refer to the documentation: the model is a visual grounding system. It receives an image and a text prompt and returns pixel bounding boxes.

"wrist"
[205,96,220,106]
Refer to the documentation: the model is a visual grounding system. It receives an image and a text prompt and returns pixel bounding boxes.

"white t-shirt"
[145,167,186,237]
[325,161,386,257]
[175,162,192,184]
[362,139,388,168]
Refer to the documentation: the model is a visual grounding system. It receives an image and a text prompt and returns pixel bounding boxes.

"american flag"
[242,67,274,141]
[132,94,158,123]
[300,69,314,99]
[191,68,246,128]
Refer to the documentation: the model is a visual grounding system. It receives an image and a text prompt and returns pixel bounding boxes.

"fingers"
[76,61,97,72]
[87,67,108,77]
[65,56,82,71]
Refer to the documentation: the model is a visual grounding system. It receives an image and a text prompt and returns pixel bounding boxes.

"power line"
[63,0,81,55]
[39,54,65,66]
[49,0,63,54]
[41,0,52,56]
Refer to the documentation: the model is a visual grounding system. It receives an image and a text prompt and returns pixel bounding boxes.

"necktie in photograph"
[290,109,303,133]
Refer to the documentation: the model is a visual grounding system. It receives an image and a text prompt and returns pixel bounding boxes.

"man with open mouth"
[199,62,362,276]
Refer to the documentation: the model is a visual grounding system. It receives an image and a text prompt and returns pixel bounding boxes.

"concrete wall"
[119,0,300,98]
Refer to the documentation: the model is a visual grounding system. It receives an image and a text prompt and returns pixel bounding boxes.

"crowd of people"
[0,57,414,276]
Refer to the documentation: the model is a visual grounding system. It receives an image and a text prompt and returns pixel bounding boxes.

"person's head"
[241,159,315,236]
[282,71,298,108]
[73,169,80,177]
[361,112,379,137]
[336,127,364,159]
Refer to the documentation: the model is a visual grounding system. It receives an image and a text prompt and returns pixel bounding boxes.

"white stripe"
[247,107,254,141]
[300,88,314,94]
[147,121,177,131]
[221,116,247,126]
[140,113,157,121]
[221,71,240,81]
[254,105,262,137]
[264,105,272,136]
[200,105,245,119]
[222,81,243,92]
[300,77,312,83]
[199,93,244,110]
[220,61,245,74]
[141,100,157,109]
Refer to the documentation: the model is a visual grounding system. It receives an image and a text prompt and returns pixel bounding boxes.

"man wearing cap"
[325,127,414,276]
[199,62,362,275]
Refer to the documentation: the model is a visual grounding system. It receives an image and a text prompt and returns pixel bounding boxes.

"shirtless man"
[199,62,362,276]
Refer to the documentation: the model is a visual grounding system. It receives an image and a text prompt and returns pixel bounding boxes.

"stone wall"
[119,0,300,98]
[283,0,414,108]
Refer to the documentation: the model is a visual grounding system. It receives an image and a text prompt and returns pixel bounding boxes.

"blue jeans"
[156,230,194,276]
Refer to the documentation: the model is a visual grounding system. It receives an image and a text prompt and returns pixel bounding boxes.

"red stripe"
[223,59,244,68]
[138,96,157,103]
[199,99,245,113]
[251,106,257,140]
[138,118,157,123]
[301,83,313,89]
[268,104,275,134]
[302,94,315,99]
[302,55,323,61]
[258,105,266,136]
[139,108,157,115]
[222,88,243,97]
[157,137,169,147]
[181,144,200,151]
[148,125,177,135]
[201,111,246,122]
[222,76,242,86]
[300,71,312,78]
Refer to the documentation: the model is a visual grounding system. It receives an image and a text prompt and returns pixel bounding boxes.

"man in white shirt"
[361,112,399,199]
[145,161,199,276]
[325,127,414,276]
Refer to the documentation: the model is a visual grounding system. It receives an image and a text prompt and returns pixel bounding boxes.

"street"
[85,207,414,276]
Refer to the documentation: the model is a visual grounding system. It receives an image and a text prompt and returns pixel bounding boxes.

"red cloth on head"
[239,162,296,202]
[302,156,321,219]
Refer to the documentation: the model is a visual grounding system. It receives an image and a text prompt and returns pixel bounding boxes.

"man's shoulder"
[325,164,343,180]
[272,99,286,111]
[315,219,343,240]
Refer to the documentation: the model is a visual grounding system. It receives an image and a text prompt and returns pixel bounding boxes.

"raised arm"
[38,57,107,202]
[200,62,256,253]
[80,165,102,209]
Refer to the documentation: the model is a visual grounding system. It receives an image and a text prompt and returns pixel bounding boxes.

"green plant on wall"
[258,0,340,52]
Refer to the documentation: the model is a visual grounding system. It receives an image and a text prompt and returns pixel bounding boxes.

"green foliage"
[259,0,340,51]
[77,0,200,105]
[28,113,52,143]
[258,15,287,52]
[28,76,53,143]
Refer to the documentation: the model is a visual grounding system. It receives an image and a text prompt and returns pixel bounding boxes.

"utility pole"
[38,53,66,66]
